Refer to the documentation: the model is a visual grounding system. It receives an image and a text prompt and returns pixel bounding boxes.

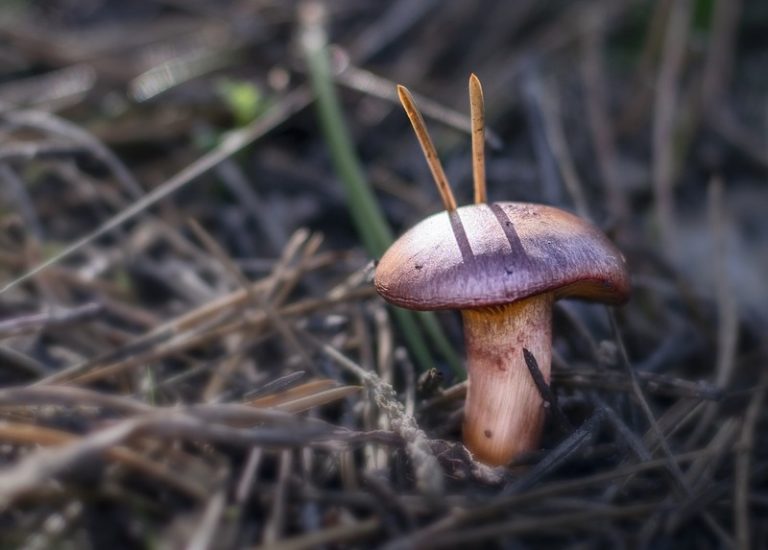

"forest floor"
[0,1,766,548]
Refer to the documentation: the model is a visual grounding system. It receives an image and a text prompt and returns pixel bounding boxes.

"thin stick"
[469,74,487,204]
[397,85,457,211]
[734,370,767,550]
[522,348,571,433]
[608,310,691,496]
[336,66,503,149]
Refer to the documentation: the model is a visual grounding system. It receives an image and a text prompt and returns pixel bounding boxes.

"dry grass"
[0,0,766,548]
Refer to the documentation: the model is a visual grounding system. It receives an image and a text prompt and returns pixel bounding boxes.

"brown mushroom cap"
[375,202,630,310]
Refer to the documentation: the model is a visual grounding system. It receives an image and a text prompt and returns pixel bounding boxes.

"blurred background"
[0,0,766,548]
[1,0,766,318]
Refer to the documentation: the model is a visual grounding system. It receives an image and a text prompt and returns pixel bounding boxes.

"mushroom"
[374,75,630,466]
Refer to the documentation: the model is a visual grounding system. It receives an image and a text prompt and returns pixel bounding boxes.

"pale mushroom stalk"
[461,295,552,465]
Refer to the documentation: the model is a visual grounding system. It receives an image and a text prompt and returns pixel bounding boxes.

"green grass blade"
[300,13,462,377]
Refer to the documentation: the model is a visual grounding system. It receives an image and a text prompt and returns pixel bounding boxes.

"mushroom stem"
[461,293,553,466]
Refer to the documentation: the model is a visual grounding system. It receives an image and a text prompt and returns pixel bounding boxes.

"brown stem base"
[461,294,553,466]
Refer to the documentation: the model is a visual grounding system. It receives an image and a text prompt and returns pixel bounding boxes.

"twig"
[609,310,691,497]
[522,348,572,433]
[734,370,768,549]
[502,409,602,495]
[687,177,739,444]
[591,394,652,462]
[395,84,457,212]
[234,447,263,505]
[423,502,661,548]
[709,179,739,390]
[186,489,227,550]
[558,367,720,401]
[0,345,47,378]
[0,384,152,414]
[469,73,487,204]
[262,450,293,545]
[0,302,102,339]
[244,371,308,400]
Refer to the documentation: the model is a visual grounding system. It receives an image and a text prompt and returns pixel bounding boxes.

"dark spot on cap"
[414,264,423,270]
[484,429,493,438]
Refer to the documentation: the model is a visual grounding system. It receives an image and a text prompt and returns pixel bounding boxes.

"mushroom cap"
[375,202,630,310]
